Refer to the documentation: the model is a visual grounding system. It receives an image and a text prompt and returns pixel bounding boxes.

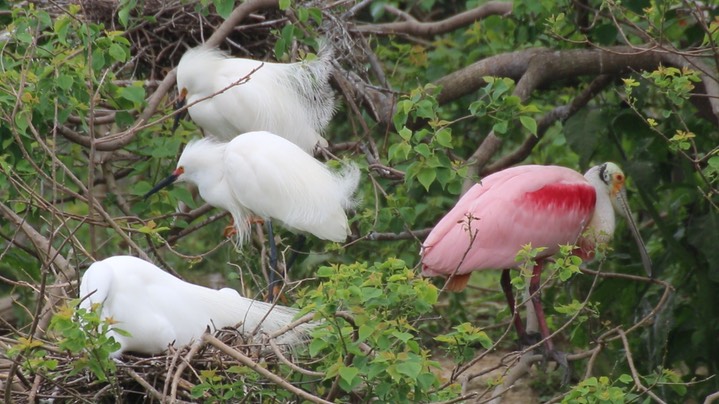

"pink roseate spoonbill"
[78,256,314,357]
[144,131,360,300]
[173,44,335,154]
[420,163,651,356]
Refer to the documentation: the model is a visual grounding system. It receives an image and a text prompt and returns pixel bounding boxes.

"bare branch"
[353,2,513,37]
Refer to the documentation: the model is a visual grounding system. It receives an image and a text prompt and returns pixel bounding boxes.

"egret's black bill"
[171,97,188,134]
[144,172,179,200]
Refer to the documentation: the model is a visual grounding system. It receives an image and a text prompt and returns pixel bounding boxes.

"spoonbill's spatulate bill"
[175,45,335,154]
[78,255,313,356]
[421,163,651,355]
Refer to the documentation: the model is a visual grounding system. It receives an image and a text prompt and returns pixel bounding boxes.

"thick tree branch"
[454,46,719,187]
[353,2,513,37]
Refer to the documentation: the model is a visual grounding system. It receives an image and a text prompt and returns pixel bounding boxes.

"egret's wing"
[223,132,354,241]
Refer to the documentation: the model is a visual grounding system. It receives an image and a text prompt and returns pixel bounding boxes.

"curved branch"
[484,74,614,174]
[353,2,513,37]
[454,46,718,186]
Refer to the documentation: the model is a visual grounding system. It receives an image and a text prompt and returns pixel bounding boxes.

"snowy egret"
[144,131,360,298]
[421,163,651,357]
[174,45,335,154]
[78,255,313,356]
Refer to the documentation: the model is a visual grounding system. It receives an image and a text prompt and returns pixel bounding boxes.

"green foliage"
[548,245,584,282]
[469,77,539,136]
[297,259,456,402]
[435,322,493,363]
[1,0,718,401]
[5,337,58,376]
[390,84,468,193]
[510,244,547,290]
[562,375,635,403]
[48,302,121,381]
[191,367,265,402]
[6,301,121,384]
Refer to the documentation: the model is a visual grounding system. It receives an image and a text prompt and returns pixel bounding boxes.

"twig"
[171,338,205,402]
[268,338,324,377]
[705,391,719,404]
[353,2,513,37]
[366,228,431,241]
[203,334,332,404]
[618,329,667,404]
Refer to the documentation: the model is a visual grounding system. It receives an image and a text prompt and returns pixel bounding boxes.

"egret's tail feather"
[289,46,336,134]
[336,162,361,210]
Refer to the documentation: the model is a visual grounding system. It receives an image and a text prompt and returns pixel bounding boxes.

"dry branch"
[353,2,513,37]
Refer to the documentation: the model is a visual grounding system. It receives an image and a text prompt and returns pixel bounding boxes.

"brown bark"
[353,2,513,37]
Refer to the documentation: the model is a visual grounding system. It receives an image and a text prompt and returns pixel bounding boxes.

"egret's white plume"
[176,44,335,154]
[79,256,314,357]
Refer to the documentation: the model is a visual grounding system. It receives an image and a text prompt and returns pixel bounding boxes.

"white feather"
[176,45,335,154]
[78,256,313,357]
[175,132,360,245]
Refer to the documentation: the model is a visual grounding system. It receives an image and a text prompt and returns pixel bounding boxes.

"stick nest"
[4,328,319,402]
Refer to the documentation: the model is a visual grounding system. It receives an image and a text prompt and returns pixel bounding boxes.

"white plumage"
[78,256,313,356]
[156,131,360,246]
[176,45,335,154]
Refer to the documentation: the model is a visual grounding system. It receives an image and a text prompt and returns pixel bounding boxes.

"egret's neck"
[191,165,227,208]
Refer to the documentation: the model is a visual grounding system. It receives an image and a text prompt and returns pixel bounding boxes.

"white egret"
[174,45,335,154]
[78,255,313,357]
[144,131,360,298]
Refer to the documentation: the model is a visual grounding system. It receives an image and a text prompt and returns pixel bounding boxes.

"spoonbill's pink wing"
[421,165,596,283]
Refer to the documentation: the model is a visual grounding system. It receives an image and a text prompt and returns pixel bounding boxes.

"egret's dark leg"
[500,269,526,338]
[171,98,187,134]
[529,261,570,382]
[266,219,280,302]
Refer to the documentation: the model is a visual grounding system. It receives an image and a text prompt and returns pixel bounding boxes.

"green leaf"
[316,266,334,277]
[108,43,127,63]
[388,142,411,162]
[618,373,633,384]
[492,120,508,134]
[118,85,146,105]
[118,1,134,27]
[415,99,435,119]
[309,337,327,356]
[417,167,436,191]
[56,75,73,91]
[338,366,359,385]
[91,49,106,71]
[396,360,422,379]
[413,143,431,158]
[279,0,291,10]
[213,0,235,19]
[358,324,374,342]
[434,128,452,148]
[519,115,537,136]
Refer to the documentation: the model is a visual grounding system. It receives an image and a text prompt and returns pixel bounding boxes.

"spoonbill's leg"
[500,269,526,339]
[529,261,570,382]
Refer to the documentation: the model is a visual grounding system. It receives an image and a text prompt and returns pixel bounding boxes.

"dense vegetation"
[0,0,717,402]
